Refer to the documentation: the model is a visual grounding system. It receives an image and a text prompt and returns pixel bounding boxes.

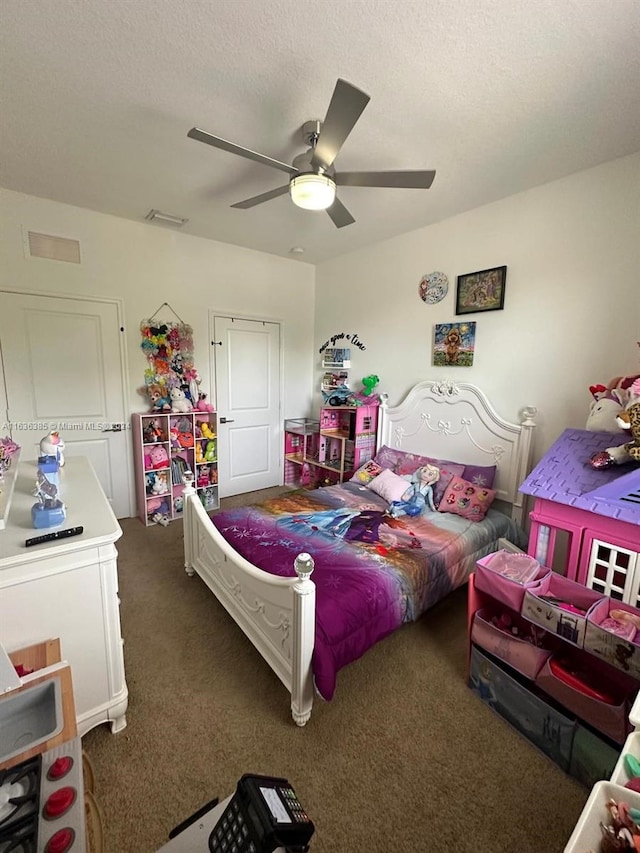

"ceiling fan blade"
[326,197,355,229]
[187,128,296,176]
[231,185,290,209]
[336,170,436,189]
[311,79,370,171]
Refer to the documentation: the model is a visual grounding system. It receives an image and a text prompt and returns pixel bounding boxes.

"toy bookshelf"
[132,411,219,525]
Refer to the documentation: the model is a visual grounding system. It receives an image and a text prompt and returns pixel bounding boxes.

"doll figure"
[389,464,440,518]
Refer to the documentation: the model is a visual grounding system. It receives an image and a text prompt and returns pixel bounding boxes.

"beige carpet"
[82,489,588,852]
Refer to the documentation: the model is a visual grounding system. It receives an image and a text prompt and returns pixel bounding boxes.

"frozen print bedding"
[211,480,527,701]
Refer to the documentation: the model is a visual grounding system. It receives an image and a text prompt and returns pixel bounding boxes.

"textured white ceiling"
[2,0,639,264]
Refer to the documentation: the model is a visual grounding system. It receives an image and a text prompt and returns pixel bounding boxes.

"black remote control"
[25,526,84,547]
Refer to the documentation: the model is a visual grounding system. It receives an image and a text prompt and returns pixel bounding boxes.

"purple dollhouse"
[519,428,640,605]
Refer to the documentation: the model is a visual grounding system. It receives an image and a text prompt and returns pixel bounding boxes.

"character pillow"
[438,475,496,522]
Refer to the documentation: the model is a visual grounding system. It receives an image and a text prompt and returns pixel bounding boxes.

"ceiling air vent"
[27,231,81,264]
[145,209,189,227]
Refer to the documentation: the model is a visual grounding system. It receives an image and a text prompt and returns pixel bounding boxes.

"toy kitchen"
[0,639,99,853]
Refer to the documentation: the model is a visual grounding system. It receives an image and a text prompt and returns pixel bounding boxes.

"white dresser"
[0,456,128,736]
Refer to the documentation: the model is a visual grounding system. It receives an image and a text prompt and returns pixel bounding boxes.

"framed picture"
[455,265,506,315]
[433,322,476,367]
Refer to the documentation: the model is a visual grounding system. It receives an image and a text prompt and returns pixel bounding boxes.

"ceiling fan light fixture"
[289,174,336,210]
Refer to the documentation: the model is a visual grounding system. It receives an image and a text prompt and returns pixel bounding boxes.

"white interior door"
[0,292,131,518]
[212,315,281,497]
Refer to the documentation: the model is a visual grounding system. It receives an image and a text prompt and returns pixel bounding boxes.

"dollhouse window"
[586,539,639,603]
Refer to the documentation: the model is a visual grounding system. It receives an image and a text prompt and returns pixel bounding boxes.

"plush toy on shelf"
[196,392,215,412]
[204,440,217,463]
[170,386,193,413]
[148,383,172,412]
[199,421,216,440]
[152,471,169,495]
[148,444,169,470]
[195,442,205,464]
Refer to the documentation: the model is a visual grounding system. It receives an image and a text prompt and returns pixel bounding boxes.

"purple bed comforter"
[211,482,526,700]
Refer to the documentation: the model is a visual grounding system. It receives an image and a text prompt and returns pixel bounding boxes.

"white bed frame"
[182,380,537,726]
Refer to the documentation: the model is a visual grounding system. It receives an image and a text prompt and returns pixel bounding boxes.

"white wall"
[0,188,316,422]
[315,153,640,461]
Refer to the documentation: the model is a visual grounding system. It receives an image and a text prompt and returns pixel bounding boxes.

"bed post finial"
[294,552,315,580]
[291,552,316,727]
[183,471,196,576]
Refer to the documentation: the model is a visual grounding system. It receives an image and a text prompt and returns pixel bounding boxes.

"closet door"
[211,314,281,497]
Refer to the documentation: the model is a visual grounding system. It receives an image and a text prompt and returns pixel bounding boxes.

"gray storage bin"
[469,645,575,771]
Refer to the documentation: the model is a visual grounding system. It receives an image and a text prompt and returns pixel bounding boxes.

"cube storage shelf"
[132,411,219,525]
[284,405,378,488]
[467,567,639,790]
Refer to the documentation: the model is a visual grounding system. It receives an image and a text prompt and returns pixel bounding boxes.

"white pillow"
[367,468,410,503]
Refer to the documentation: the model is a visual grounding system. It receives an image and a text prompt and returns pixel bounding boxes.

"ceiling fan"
[187,78,436,228]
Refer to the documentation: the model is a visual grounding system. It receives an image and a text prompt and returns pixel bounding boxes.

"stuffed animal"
[148,444,169,469]
[361,375,379,396]
[585,387,628,432]
[389,464,440,518]
[196,392,215,412]
[590,379,640,469]
[152,471,169,495]
[204,440,217,463]
[170,386,192,413]
[40,431,65,466]
[148,383,172,412]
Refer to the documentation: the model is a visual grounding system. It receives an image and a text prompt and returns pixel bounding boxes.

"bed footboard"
[182,480,316,726]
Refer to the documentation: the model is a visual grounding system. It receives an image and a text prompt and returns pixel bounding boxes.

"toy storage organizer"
[468,551,640,789]
[284,405,378,488]
[564,700,640,850]
[132,411,219,525]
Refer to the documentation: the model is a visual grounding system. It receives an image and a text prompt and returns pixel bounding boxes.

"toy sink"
[0,677,63,764]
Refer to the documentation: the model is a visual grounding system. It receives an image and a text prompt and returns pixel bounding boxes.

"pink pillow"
[372,445,465,507]
[367,469,411,503]
[438,475,496,522]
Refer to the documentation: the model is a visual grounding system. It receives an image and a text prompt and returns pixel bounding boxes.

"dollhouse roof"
[519,428,640,525]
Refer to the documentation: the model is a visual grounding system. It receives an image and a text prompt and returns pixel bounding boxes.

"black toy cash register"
[208,774,314,853]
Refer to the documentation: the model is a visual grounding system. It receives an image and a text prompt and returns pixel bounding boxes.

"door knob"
[219,417,235,424]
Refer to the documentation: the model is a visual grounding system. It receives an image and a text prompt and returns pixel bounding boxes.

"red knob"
[47,757,74,780]
[43,786,77,819]
[45,827,76,852]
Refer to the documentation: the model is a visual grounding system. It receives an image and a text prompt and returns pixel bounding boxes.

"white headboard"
[377,380,537,523]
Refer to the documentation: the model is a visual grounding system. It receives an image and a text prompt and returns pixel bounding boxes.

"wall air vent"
[145,209,189,227]
[27,231,81,264]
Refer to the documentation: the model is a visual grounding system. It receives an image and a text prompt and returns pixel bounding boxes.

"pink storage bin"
[535,653,631,745]
[471,608,555,679]
[585,599,640,681]
[475,550,550,612]
[521,573,604,647]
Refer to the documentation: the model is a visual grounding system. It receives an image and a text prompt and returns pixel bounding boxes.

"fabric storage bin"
[569,723,621,789]
[535,654,631,745]
[469,645,575,771]
[471,607,555,679]
[475,550,550,612]
[521,574,603,647]
[585,598,640,680]
[610,730,640,787]
[563,781,640,853]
